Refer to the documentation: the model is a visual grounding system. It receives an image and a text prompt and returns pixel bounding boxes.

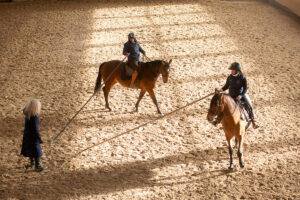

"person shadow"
[3,147,229,199]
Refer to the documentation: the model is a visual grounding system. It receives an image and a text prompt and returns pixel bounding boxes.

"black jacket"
[21,115,43,158]
[222,73,247,98]
[123,40,145,62]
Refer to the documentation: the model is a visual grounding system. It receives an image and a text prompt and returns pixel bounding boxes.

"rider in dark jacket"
[123,32,145,88]
[216,62,259,129]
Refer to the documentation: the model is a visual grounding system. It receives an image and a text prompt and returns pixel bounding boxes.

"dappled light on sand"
[0,0,299,199]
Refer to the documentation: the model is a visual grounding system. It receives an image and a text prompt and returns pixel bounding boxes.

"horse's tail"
[94,62,104,92]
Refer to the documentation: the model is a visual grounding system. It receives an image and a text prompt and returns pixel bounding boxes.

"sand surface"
[0,0,299,199]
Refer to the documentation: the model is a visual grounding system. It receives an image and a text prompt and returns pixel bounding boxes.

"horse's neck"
[143,61,161,78]
[223,95,239,118]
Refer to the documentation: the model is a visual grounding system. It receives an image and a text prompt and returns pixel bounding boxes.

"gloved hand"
[215,88,222,94]
[236,95,242,101]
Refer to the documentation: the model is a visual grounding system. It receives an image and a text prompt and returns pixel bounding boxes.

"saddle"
[121,62,143,81]
[237,100,251,122]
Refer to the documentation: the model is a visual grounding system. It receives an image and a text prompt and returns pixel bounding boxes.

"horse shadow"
[2,122,297,200]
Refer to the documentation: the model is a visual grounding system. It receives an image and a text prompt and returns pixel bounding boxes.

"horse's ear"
[169,59,172,65]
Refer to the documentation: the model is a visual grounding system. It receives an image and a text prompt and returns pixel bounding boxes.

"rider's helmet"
[128,32,135,40]
[229,62,242,71]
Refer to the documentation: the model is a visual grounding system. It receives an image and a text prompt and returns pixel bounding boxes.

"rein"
[223,100,238,118]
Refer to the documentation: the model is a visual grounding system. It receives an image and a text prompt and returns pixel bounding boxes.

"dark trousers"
[29,157,40,168]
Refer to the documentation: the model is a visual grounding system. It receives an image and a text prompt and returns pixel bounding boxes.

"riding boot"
[242,94,259,129]
[213,112,223,126]
[130,70,138,88]
[249,111,260,129]
[34,157,47,172]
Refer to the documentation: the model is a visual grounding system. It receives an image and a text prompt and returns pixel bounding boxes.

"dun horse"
[207,92,250,170]
[94,59,172,114]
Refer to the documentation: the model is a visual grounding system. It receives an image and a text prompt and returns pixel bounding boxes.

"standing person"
[123,32,146,88]
[21,99,47,172]
[216,62,260,129]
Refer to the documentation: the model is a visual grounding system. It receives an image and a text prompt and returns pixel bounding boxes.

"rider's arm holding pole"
[123,43,130,58]
[221,77,230,92]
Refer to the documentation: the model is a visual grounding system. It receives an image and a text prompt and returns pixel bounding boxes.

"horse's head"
[207,92,224,122]
[160,59,172,83]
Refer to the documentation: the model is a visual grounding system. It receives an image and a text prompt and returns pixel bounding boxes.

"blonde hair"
[24,99,41,118]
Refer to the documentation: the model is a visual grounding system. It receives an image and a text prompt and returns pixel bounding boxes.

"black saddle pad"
[121,64,132,80]
[121,62,145,81]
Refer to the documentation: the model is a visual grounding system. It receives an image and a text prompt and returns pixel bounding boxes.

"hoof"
[228,164,234,171]
[240,162,245,168]
[158,110,162,115]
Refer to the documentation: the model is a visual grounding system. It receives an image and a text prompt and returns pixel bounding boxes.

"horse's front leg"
[135,89,146,112]
[147,88,162,114]
[102,81,115,111]
[226,136,234,170]
[237,134,245,168]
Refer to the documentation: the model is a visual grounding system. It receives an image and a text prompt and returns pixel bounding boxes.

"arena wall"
[268,0,300,17]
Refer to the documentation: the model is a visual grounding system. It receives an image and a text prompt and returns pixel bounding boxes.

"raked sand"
[0,0,299,199]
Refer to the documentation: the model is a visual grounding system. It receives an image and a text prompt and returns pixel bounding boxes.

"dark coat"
[123,40,145,62]
[222,73,247,98]
[21,115,43,158]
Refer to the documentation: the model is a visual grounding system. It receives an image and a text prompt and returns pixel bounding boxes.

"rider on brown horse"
[216,62,260,129]
[123,32,145,88]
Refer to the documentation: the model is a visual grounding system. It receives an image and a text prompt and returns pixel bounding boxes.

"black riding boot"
[242,94,260,129]
[248,110,259,129]
[34,157,47,172]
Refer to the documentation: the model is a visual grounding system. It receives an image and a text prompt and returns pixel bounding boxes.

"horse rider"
[123,32,146,88]
[216,62,260,129]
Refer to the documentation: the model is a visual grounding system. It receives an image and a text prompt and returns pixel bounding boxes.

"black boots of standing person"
[34,157,47,172]
[25,157,35,169]
[26,157,47,172]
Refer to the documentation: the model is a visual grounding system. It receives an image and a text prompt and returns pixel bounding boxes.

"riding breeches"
[241,94,255,116]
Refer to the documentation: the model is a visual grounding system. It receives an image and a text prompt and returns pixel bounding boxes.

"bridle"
[208,93,238,118]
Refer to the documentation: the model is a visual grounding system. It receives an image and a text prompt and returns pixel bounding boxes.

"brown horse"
[94,59,172,114]
[207,92,250,170]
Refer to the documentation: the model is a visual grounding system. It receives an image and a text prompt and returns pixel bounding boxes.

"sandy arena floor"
[0,0,299,199]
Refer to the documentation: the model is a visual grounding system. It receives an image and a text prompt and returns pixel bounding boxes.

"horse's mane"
[210,94,220,107]
[210,93,232,107]
[143,60,163,67]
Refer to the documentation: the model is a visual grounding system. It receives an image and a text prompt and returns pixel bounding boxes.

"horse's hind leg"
[236,134,245,168]
[135,89,146,112]
[147,88,162,114]
[226,136,234,170]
